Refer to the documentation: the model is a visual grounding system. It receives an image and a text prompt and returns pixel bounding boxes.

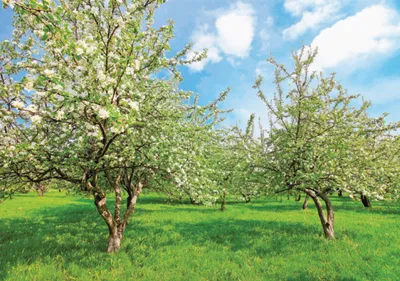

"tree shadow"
[137,195,185,205]
[165,219,319,253]
[245,203,305,212]
[1,193,398,280]
[334,202,400,215]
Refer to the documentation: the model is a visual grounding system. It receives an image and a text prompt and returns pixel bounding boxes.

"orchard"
[1,0,399,280]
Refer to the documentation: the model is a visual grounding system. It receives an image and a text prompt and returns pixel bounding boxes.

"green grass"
[1,191,399,281]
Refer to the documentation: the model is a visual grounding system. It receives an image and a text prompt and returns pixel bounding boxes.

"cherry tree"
[0,0,227,252]
[247,47,399,238]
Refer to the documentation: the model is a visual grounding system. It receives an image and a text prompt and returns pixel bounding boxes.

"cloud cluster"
[283,0,343,40]
[311,4,400,71]
[188,2,255,72]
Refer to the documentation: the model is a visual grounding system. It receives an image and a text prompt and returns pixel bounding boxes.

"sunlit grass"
[1,190,399,280]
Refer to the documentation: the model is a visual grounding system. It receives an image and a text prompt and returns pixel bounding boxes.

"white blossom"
[98,108,110,119]
[11,101,24,109]
[134,59,140,71]
[54,95,65,102]
[43,69,55,77]
[56,110,65,120]
[76,47,84,56]
[129,101,139,111]
[26,104,37,112]
[30,115,42,124]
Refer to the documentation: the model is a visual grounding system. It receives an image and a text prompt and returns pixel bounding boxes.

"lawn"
[0,190,399,281]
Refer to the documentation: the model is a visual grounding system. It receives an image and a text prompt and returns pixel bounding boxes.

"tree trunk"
[90,174,144,254]
[338,190,342,197]
[220,189,226,211]
[190,196,199,205]
[242,193,251,203]
[361,195,371,208]
[106,226,123,253]
[296,194,301,201]
[94,193,119,252]
[305,189,335,239]
[302,195,309,209]
[36,183,45,197]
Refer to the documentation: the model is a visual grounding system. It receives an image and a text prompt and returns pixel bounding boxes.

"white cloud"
[215,2,255,58]
[310,4,400,71]
[187,25,222,72]
[284,0,329,16]
[187,1,255,71]
[283,0,343,40]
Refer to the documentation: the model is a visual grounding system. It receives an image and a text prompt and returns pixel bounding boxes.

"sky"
[1,0,400,128]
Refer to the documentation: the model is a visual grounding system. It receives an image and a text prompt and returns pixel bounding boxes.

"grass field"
[0,191,399,281]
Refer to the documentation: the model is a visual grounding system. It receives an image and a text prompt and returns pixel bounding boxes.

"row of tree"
[1,0,399,252]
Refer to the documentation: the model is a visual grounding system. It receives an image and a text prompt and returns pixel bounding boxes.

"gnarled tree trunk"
[305,189,334,239]
[93,178,143,253]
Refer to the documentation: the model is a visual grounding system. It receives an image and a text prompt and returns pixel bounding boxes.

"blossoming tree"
[0,0,227,252]
[247,47,400,238]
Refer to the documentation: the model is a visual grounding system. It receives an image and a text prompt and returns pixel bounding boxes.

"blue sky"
[2,0,400,127]
[154,0,400,128]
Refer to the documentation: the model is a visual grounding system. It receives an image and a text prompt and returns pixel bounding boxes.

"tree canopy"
[0,0,229,252]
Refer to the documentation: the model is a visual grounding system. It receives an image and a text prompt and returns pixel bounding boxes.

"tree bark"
[361,195,371,208]
[94,193,119,252]
[305,189,335,239]
[120,183,142,236]
[296,194,301,201]
[338,190,342,197]
[107,226,122,253]
[302,195,309,209]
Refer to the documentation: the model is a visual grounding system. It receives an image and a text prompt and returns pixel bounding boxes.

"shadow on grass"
[334,202,400,215]
[2,193,398,280]
[245,203,305,212]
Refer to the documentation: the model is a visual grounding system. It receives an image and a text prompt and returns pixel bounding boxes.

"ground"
[0,191,399,281]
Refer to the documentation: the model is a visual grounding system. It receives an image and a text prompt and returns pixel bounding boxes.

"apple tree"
[0,0,227,252]
[248,47,399,238]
